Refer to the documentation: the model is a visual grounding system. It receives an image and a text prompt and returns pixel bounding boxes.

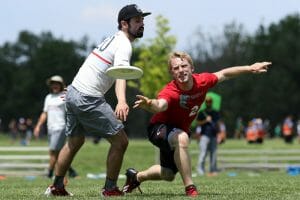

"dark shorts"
[147,123,178,174]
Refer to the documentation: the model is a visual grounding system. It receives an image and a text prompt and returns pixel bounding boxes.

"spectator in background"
[255,118,265,143]
[25,118,33,145]
[196,96,220,176]
[282,115,294,143]
[234,117,245,139]
[263,118,271,138]
[274,123,282,138]
[246,118,265,144]
[246,119,257,143]
[296,120,300,143]
[18,117,27,146]
[34,75,78,179]
[8,118,18,144]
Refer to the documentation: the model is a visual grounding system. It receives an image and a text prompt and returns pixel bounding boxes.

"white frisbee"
[105,66,143,80]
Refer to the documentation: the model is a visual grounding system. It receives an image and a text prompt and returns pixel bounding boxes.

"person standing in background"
[296,119,300,143]
[196,96,220,176]
[8,118,18,144]
[282,115,294,143]
[34,75,78,179]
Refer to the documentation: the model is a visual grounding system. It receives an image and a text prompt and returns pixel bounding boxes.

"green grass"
[1,134,300,199]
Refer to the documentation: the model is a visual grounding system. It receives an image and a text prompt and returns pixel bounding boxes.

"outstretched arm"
[214,62,272,83]
[133,95,168,113]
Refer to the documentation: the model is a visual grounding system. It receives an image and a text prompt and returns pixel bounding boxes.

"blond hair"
[168,51,194,70]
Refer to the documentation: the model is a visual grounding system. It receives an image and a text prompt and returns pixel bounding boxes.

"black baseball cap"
[118,4,151,23]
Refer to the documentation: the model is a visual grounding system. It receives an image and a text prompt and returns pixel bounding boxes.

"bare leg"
[49,150,59,170]
[169,131,194,187]
[47,150,59,177]
[137,165,175,182]
[55,135,85,176]
[105,129,128,183]
[198,135,209,175]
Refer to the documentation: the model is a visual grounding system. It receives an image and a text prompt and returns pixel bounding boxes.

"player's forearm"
[215,62,271,82]
[215,65,251,82]
[115,79,127,104]
[36,112,47,127]
[144,99,167,113]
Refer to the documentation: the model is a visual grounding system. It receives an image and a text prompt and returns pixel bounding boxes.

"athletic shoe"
[122,168,142,193]
[185,185,199,197]
[101,187,124,197]
[44,185,73,197]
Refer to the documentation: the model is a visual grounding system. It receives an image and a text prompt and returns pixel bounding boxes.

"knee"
[177,133,190,148]
[169,131,190,149]
[161,168,175,181]
[67,136,85,152]
[111,134,128,152]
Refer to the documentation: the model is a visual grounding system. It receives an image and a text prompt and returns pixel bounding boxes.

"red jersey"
[150,73,218,133]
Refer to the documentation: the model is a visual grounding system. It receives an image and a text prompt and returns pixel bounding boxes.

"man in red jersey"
[123,51,271,197]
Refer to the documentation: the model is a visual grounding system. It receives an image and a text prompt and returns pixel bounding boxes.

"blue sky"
[1,0,299,49]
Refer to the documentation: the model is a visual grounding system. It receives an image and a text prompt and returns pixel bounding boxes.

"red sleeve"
[194,73,218,89]
[157,83,175,105]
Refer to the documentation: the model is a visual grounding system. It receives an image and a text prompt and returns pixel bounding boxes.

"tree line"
[0,14,299,137]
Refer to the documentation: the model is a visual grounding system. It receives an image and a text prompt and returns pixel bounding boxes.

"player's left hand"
[250,62,272,73]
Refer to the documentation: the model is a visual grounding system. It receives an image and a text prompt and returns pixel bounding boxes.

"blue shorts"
[65,85,124,138]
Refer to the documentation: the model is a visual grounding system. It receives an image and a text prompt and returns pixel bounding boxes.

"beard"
[128,26,144,38]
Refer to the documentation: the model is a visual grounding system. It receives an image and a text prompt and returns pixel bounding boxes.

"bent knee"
[178,134,190,147]
[170,132,190,149]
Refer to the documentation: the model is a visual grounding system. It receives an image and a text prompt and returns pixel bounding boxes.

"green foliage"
[129,15,177,98]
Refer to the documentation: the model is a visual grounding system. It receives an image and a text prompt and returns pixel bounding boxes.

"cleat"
[44,185,73,197]
[122,168,142,194]
[185,185,199,197]
[101,187,124,197]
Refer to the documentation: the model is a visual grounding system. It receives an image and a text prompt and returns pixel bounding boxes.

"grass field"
[1,134,300,199]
